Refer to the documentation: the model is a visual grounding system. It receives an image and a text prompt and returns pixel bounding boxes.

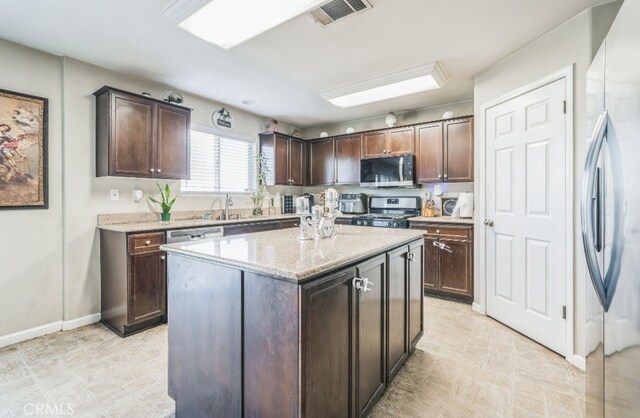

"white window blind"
[181,127,256,194]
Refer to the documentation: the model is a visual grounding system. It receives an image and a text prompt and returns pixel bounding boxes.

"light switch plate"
[110,189,120,201]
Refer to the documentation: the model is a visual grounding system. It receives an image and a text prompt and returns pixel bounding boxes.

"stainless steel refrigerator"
[584,0,640,416]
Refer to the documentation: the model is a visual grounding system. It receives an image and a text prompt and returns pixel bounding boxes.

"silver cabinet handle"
[581,110,609,310]
[160,255,166,261]
[145,240,151,245]
[408,251,416,262]
[352,277,373,292]
[433,241,452,253]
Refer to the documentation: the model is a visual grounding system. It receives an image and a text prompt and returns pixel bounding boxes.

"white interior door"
[485,78,567,355]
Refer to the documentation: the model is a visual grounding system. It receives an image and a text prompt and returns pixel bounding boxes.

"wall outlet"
[132,189,144,203]
[110,189,120,201]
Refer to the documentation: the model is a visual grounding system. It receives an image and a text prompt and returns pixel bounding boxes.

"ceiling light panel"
[179,0,329,49]
[320,62,448,108]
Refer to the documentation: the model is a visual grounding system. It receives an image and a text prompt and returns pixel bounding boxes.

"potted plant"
[149,182,176,222]
[250,153,267,216]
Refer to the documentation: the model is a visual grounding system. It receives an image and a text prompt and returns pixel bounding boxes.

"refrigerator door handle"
[581,110,609,310]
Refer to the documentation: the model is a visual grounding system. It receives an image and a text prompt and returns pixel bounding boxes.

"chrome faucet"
[224,192,233,220]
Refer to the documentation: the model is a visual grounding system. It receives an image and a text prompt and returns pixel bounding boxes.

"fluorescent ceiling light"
[321,62,448,108]
[179,0,329,49]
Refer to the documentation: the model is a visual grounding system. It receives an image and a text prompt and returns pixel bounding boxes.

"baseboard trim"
[62,313,101,331]
[0,321,63,348]
[0,313,102,348]
[472,302,485,315]
[568,354,586,371]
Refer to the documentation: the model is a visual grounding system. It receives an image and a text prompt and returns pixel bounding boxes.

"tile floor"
[0,297,584,417]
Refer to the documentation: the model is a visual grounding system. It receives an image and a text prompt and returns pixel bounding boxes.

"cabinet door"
[362,131,387,158]
[129,251,166,325]
[155,104,190,179]
[387,127,415,155]
[302,268,355,418]
[444,118,474,182]
[423,237,439,290]
[309,138,335,185]
[335,134,361,185]
[386,247,408,383]
[416,122,443,183]
[279,219,300,229]
[355,255,386,418]
[408,241,424,349]
[289,139,305,186]
[111,94,154,177]
[439,239,473,297]
[273,135,291,185]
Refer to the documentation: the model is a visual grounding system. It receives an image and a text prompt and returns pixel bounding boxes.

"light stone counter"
[161,225,424,282]
[408,216,474,225]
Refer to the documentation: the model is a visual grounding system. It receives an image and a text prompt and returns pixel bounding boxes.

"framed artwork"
[0,88,48,209]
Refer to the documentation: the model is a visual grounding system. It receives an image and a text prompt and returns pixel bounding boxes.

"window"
[181,126,256,194]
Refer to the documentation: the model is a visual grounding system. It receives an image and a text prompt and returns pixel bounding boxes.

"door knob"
[484,219,494,227]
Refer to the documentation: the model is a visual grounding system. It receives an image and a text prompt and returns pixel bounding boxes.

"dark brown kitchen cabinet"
[309,138,335,185]
[415,117,474,183]
[100,230,167,336]
[387,247,408,382]
[260,132,307,186]
[301,253,392,418]
[410,222,473,301]
[95,86,191,179]
[362,127,414,158]
[444,118,474,182]
[335,134,362,184]
[416,122,443,183]
[279,219,300,229]
[407,240,424,349]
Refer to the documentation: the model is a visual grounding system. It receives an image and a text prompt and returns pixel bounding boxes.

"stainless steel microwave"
[360,155,415,187]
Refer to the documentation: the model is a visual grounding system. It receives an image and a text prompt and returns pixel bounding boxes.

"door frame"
[474,65,575,364]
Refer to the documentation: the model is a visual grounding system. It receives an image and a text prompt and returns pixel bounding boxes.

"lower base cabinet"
[301,242,423,418]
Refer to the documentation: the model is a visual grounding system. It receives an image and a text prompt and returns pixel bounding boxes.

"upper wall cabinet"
[334,134,361,185]
[415,117,473,183]
[309,138,335,186]
[260,132,307,186]
[95,86,191,179]
[362,127,414,159]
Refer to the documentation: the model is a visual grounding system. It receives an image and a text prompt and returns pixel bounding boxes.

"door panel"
[444,118,474,182]
[302,268,354,418]
[485,78,567,355]
[274,136,290,185]
[335,134,361,184]
[362,131,387,158]
[423,237,438,290]
[309,138,334,185]
[388,127,415,155]
[416,122,443,183]
[111,95,154,176]
[156,105,190,179]
[408,241,424,349]
[130,251,165,324]
[355,256,386,418]
[439,239,472,296]
[387,248,408,382]
[289,140,305,185]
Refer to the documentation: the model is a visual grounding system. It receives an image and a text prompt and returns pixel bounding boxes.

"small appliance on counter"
[339,193,368,214]
[452,192,474,218]
[302,193,315,207]
[351,196,421,229]
[282,194,295,214]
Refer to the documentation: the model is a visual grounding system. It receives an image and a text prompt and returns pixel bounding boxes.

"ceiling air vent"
[310,0,372,26]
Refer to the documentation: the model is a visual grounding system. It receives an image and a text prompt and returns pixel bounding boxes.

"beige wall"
[472,1,621,358]
[302,100,474,139]
[0,39,64,336]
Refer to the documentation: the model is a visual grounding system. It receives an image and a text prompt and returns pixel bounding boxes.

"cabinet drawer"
[128,232,165,254]
[410,223,472,240]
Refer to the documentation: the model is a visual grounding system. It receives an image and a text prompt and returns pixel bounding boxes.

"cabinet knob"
[145,240,151,245]
[150,168,155,173]
[436,229,440,234]
[444,174,448,178]
[161,255,166,261]
[157,169,162,173]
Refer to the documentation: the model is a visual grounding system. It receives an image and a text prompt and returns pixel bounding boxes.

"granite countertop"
[161,225,424,282]
[408,216,474,225]
[98,214,298,233]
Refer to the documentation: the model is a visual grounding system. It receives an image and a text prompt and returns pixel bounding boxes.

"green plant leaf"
[148,196,161,205]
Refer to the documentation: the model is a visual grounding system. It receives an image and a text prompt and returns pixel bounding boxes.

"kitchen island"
[161,225,424,418]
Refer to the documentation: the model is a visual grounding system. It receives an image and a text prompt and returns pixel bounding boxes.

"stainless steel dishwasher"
[166,226,224,243]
